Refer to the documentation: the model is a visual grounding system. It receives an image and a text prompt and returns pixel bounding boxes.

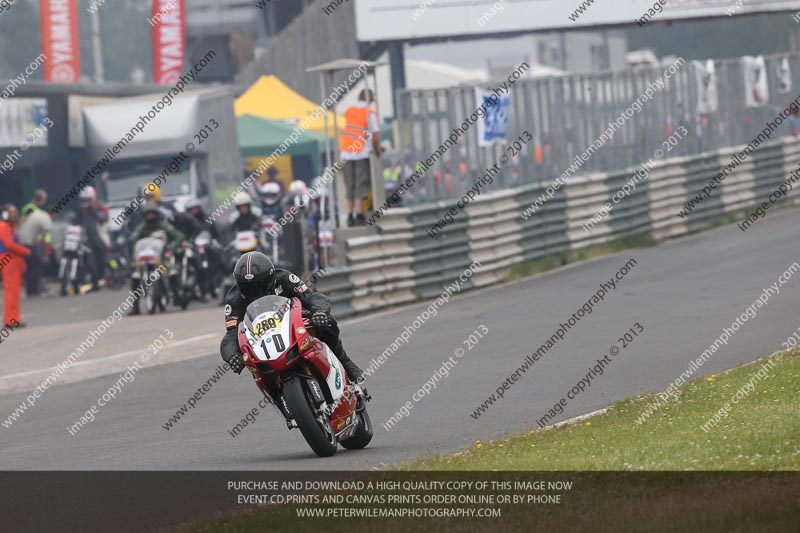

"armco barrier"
[318,137,800,318]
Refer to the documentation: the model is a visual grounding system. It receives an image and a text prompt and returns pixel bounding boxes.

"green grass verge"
[504,200,797,285]
[405,348,800,471]
[504,233,655,283]
[181,349,799,532]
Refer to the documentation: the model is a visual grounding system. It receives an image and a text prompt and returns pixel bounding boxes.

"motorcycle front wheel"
[59,259,69,296]
[340,404,373,450]
[283,378,337,458]
[142,272,161,314]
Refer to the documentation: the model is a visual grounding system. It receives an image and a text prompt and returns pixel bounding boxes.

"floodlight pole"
[330,70,341,229]
[320,74,333,227]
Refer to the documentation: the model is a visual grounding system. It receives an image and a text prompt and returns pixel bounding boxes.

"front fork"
[255,374,297,429]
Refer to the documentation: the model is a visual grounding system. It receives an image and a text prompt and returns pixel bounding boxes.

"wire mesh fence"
[391,52,800,206]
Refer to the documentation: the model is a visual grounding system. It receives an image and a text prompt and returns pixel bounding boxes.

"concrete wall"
[236,0,361,103]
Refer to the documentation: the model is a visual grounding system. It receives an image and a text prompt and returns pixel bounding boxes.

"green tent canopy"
[237,114,327,177]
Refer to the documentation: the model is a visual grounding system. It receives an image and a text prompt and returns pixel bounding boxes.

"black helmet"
[185,198,202,211]
[142,203,159,220]
[234,252,275,299]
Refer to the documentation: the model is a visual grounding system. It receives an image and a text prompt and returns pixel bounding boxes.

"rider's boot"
[332,340,365,383]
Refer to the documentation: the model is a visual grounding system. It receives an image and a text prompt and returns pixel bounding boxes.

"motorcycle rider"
[184,198,223,299]
[57,211,88,296]
[171,204,203,240]
[283,180,310,213]
[119,183,176,257]
[220,251,365,382]
[258,181,284,220]
[229,192,261,233]
[77,186,109,292]
[185,198,220,241]
[142,183,176,223]
[128,204,186,315]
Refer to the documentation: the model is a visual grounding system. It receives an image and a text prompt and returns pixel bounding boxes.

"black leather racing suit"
[219,269,348,368]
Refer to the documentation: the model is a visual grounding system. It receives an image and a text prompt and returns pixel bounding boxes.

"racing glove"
[228,352,246,374]
[309,311,333,329]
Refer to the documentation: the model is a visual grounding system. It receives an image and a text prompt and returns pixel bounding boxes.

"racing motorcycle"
[132,231,169,314]
[238,295,372,457]
[57,224,91,296]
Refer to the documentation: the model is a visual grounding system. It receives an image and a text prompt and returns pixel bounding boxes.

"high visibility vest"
[21,203,37,217]
[534,144,551,164]
[340,106,375,154]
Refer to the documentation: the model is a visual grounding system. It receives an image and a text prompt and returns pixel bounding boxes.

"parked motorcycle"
[132,232,169,314]
[57,225,91,296]
[238,295,372,457]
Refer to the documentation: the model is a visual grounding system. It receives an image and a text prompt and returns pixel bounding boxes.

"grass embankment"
[184,349,799,532]
[408,348,800,471]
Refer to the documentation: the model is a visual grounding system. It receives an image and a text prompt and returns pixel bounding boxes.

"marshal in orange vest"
[340,105,377,155]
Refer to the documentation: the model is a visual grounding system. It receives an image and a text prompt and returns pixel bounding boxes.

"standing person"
[0,205,31,328]
[341,89,383,227]
[19,189,53,297]
[77,186,109,291]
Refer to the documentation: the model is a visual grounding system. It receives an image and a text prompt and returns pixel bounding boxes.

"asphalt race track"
[2,209,799,470]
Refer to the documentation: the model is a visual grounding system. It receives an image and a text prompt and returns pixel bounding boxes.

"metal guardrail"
[319,137,800,318]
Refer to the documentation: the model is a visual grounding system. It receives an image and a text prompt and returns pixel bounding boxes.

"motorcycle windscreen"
[234,231,258,252]
[243,296,293,361]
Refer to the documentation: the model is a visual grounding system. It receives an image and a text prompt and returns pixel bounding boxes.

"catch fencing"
[393,52,800,206]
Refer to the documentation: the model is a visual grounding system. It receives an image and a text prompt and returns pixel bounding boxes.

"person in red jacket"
[0,204,31,328]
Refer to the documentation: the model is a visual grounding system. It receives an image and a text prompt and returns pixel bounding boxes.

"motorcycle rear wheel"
[283,378,337,458]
